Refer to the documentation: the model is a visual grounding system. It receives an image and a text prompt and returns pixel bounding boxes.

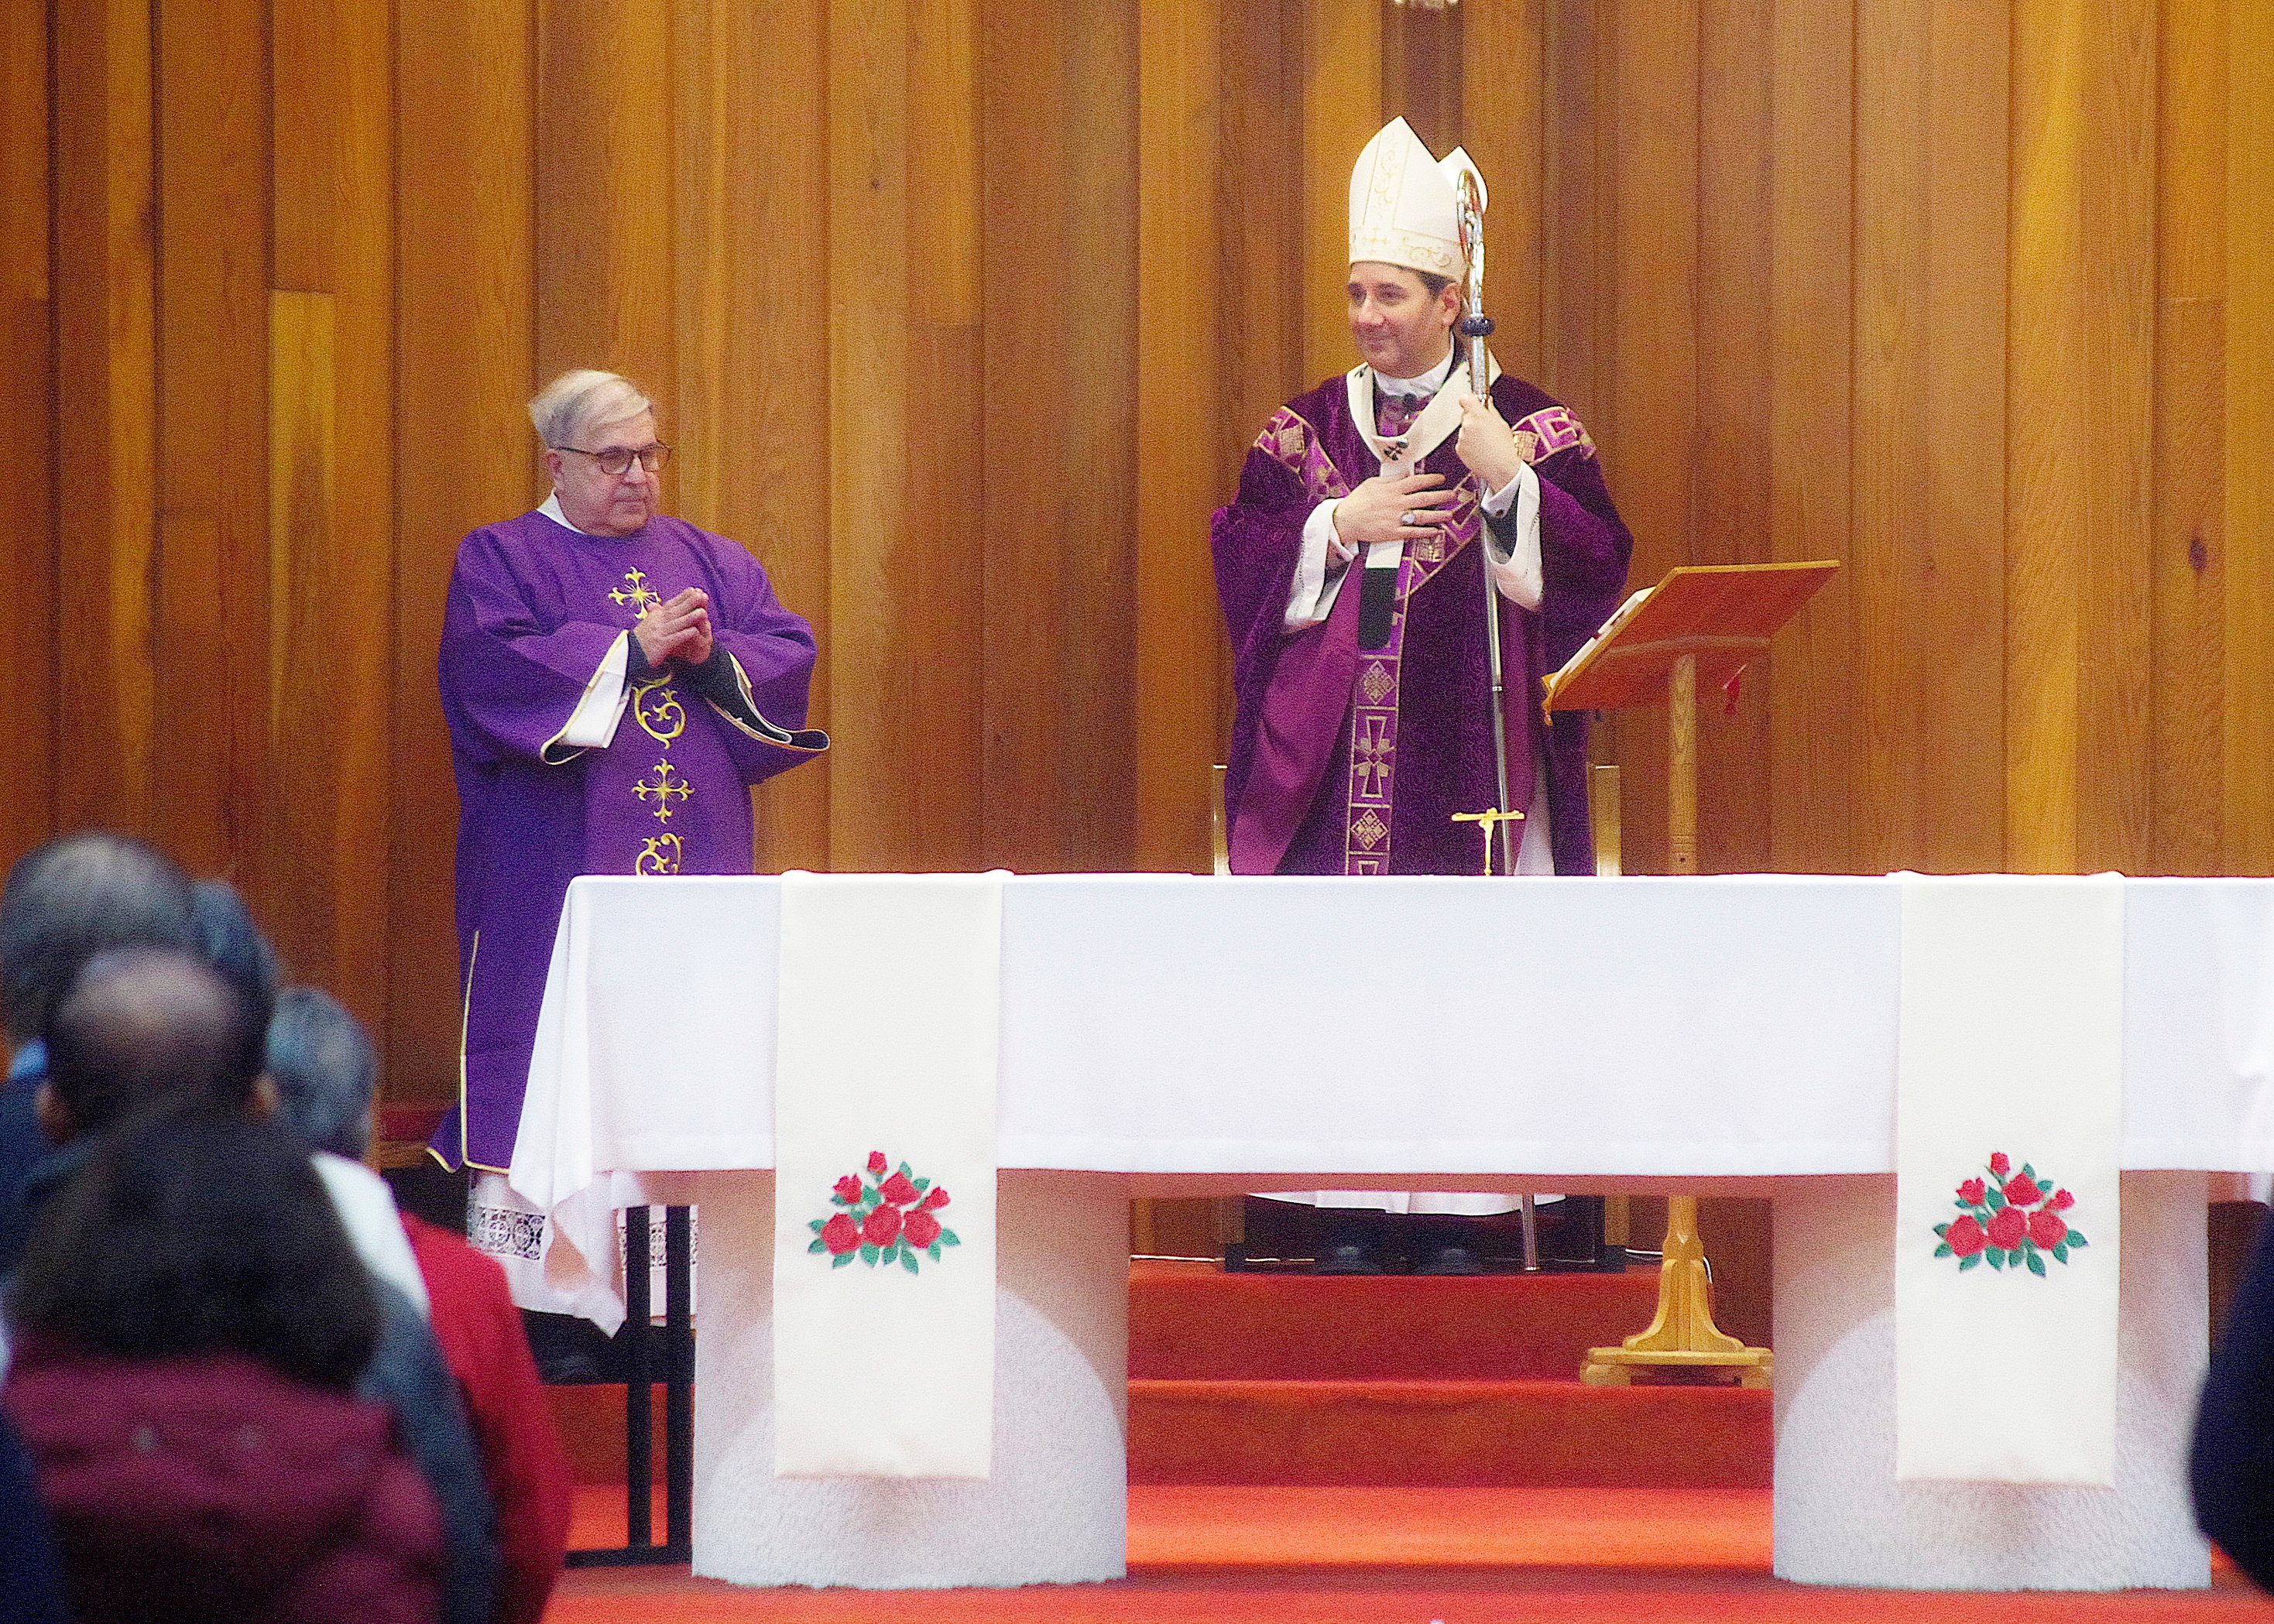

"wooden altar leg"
[1669,652,1698,875]
[1581,1195,1772,1387]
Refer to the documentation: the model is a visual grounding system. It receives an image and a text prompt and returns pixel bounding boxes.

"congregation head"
[39,946,273,1142]
[8,1105,378,1389]
[190,878,282,1024]
[266,983,378,1162]
[0,832,198,1047]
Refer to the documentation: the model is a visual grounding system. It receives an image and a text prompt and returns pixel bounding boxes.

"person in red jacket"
[267,984,573,1624]
[4,1102,446,1624]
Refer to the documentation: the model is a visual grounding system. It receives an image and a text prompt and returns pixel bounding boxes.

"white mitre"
[1347,116,1470,279]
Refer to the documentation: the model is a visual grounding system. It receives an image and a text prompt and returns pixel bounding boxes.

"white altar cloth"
[507,872,2274,1590]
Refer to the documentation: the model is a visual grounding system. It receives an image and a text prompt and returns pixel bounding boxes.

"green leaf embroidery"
[2026,1249,2046,1278]
[808,1236,828,1253]
[832,1252,854,1269]
[1936,1222,1951,1237]
[1986,1189,2005,1212]
[900,1161,914,1178]
[1960,1253,1981,1272]
[900,1249,920,1275]
[2053,1242,2068,1263]
[810,1218,826,1232]
[1934,1243,1953,1259]
[2068,1230,2088,1249]
[928,1242,943,1262]
[859,1243,879,1266]
[913,1178,930,1196]
[2022,1163,2036,1181]
[1988,1249,2005,1270]
[940,1229,960,1246]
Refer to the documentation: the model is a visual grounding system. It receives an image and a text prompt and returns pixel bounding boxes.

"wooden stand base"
[1581,1196,1772,1389]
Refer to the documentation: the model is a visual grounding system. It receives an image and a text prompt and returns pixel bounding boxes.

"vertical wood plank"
[53,0,159,841]
[1539,0,1613,425]
[2006,0,2156,874]
[393,0,537,1105]
[1766,0,1857,873]
[1602,0,1698,876]
[0,0,54,865]
[153,0,271,889]
[271,0,395,1029]
[537,0,676,406]
[1135,0,1224,872]
[2227,0,2274,875]
[1459,0,1545,381]
[1695,0,1772,874]
[2149,0,2225,875]
[1852,0,2008,873]
[828,0,917,872]
[1302,0,1381,382]
[674,0,836,873]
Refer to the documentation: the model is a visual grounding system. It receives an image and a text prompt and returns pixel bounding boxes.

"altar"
[509,872,2274,1591]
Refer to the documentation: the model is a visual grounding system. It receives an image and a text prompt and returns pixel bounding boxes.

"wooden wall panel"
[1852,0,2008,874]
[1301,0,1380,382]
[1599,0,1698,877]
[2149,0,2226,875]
[153,0,271,890]
[270,0,395,1026]
[1,2,53,862]
[675,0,835,874]
[51,0,159,841]
[1765,0,1856,875]
[1134,0,1224,872]
[2005,0,2156,874]
[392,0,536,1103]
[2227,0,2274,876]
[1459,0,1544,381]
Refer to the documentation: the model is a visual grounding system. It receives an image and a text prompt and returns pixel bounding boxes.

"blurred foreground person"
[2194,1214,2274,1588]
[271,985,572,1624]
[3,1109,444,1623]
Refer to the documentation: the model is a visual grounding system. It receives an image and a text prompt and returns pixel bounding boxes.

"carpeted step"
[1131,1259,1669,1381]
[1129,1377,1772,1489]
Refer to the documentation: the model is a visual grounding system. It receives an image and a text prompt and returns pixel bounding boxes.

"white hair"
[528,369,654,449]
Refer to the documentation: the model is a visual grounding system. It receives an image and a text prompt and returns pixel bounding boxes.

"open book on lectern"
[1542,560,1840,718]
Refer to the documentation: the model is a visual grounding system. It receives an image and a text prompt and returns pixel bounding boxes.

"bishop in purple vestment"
[1212,132,1631,880]
[434,371,825,1173]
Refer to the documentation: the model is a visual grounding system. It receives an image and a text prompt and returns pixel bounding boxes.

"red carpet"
[554,1485,2270,1621]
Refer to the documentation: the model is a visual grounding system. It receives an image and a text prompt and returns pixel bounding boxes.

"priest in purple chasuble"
[1212,119,1631,1271]
[432,371,827,1221]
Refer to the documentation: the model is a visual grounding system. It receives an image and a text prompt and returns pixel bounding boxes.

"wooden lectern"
[1548,560,1839,1389]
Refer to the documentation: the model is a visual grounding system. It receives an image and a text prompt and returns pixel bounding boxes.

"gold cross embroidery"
[1451,806,1525,875]
[610,568,663,618]
[633,759,692,823]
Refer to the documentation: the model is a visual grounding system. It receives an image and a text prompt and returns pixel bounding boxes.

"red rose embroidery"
[1989,1152,2011,1178]
[2002,1173,2043,1207]
[1958,1178,1987,1206]
[833,1175,863,1204]
[1985,1206,2028,1251]
[821,1213,861,1255]
[867,1150,889,1177]
[2049,1188,2074,1211]
[904,1209,941,1249]
[863,1203,902,1246]
[809,1151,961,1273]
[880,1171,919,1206]
[919,1186,950,1211]
[1945,1215,1986,1257]
[2029,1209,2068,1249]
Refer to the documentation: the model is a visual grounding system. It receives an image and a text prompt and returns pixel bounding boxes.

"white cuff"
[558,632,633,750]
[1482,461,1544,611]
[1284,500,1358,630]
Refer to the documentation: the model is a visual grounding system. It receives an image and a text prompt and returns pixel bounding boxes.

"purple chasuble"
[1212,372,1631,876]
[434,509,825,1171]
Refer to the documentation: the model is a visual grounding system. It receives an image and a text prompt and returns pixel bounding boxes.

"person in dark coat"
[3,1108,446,1623]
[2194,1212,2274,1588]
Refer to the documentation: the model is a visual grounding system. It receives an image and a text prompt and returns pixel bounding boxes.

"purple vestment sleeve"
[440,528,628,767]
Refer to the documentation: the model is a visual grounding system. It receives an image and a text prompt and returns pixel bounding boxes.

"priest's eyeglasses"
[554,441,673,476]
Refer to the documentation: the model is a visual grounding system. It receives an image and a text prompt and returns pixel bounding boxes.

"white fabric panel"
[771,873,1002,1478]
[314,1153,429,1317]
[1893,875,2123,1485]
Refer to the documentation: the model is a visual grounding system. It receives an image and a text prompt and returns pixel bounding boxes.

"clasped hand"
[633,587,714,668]
[1331,392,1525,552]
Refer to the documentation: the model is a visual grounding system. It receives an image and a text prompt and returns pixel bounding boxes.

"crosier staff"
[1453,167,1518,882]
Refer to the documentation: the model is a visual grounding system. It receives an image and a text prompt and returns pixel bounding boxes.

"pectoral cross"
[633,759,691,822]
[1451,806,1524,875]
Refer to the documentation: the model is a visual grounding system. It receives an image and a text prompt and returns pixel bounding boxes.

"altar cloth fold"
[772,872,1003,1478]
[1895,874,2123,1485]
